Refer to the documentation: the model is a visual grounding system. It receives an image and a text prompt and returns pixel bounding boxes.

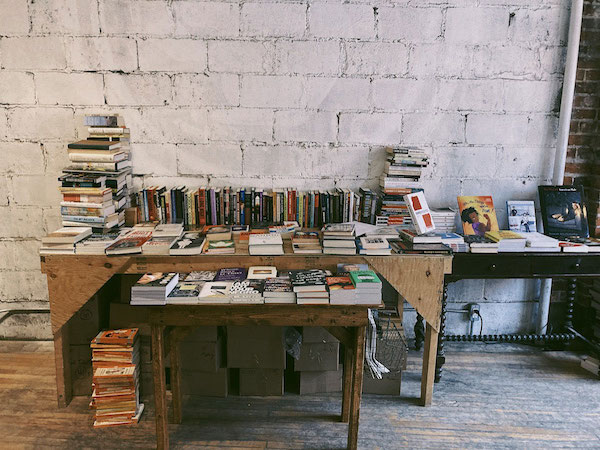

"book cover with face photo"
[538,185,589,239]
[457,196,500,236]
[506,200,537,233]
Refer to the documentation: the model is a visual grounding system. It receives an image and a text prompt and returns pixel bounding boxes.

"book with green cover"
[349,270,382,287]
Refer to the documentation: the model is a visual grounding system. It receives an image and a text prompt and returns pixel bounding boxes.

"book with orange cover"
[91,328,139,347]
[457,196,499,236]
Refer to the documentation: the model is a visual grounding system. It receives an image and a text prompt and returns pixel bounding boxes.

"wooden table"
[151,305,377,450]
[40,251,452,445]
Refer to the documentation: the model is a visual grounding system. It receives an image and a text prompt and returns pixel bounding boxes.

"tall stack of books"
[263,277,296,303]
[322,223,356,255]
[90,329,143,428]
[377,147,428,229]
[39,226,92,255]
[60,115,131,232]
[431,208,457,233]
[290,269,330,304]
[327,275,356,305]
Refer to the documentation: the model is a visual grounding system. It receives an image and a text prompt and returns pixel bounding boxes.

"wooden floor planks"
[0,341,599,448]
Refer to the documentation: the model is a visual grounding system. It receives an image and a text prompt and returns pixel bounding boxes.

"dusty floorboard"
[0,341,598,449]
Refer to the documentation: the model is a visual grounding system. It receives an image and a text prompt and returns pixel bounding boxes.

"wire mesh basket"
[371,310,408,373]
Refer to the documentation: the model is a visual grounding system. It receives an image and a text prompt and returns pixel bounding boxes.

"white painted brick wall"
[0,0,571,336]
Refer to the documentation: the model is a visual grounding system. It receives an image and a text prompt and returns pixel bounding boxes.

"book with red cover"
[105,231,152,255]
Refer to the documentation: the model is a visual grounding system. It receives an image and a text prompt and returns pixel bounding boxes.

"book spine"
[210,189,217,225]
[198,189,206,226]
[240,189,245,225]
[61,215,108,224]
[68,152,121,163]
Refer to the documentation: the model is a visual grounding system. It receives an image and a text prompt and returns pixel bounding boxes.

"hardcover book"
[105,231,152,255]
[404,191,435,235]
[169,232,206,255]
[506,200,536,233]
[538,185,589,239]
[41,226,92,245]
[68,139,122,150]
[457,196,499,236]
[203,225,232,241]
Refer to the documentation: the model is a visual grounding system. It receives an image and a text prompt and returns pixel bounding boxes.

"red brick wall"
[565,0,600,237]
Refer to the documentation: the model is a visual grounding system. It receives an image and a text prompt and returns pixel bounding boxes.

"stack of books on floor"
[292,231,322,254]
[248,233,284,255]
[60,115,131,232]
[130,273,179,305]
[485,230,527,252]
[430,208,457,233]
[291,269,329,304]
[90,329,143,428]
[327,275,356,304]
[39,226,92,255]
[322,223,356,255]
[377,147,428,229]
[349,270,382,305]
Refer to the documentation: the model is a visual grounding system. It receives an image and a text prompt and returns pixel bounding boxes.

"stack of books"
[105,230,153,255]
[485,230,527,252]
[357,236,391,255]
[263,277,296,304]
[292,231,322,254]
[248,233,284,255]
[40,226,92,255]
[198,281,233,303]
[349,270,382,305]
[141,224,184,255]
[168,232,206,255]
[166,280,203,304]
[430,208,457,233]
[204,226,235,254]
[522,232,560,252]
[90,329,143,428]
[377,147,428,229]
[130,273,179,305]
[327,275,356,305]
[75,230,127,255]
[229,280,265,303]
[397,230,452,254]
[60,115,131,232]
[322,224,356,255]
[290,269,329,304]
[464,235,499,253]
[439,232,468,253]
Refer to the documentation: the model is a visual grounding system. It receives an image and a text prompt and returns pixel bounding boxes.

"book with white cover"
[522,232,560,248]
[249,245,284,255]
[42,227,92,245]
[360,237,389,249]
[247,266,277,279]
[404,191,435,235]
[249,233,283,246]
[152,223,184,238]
[198,281,233,303]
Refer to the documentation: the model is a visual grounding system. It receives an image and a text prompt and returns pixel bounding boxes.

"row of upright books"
[135,186,380,228]
[129,266,383,306]
[59,115,131,232]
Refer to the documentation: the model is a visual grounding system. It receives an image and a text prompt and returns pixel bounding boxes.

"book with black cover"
[289,269,328,292]
[68,139,122,150]
[214,267,247,281]
[538,185,589,239]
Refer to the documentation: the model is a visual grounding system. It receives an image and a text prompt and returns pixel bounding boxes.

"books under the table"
[130,272,179,305]
[247,266,277,279]
[166,282,203,304]
[289,269,328,292]
[263,277,295,303]
[185,271,217,282]
[214,267,247,281]
[198,281,233,303]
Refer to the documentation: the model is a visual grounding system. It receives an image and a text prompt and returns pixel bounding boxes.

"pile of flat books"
[291,231,322,254]
[522,232,560,252]
[464,235,498,253]
[394,229,452,254]
[75,230,128,255]
[349,270,382,305]
[204,226,235,254]
[229,280,265,303]
[357,236,391,255]
[327,275,356,305]
[430,208,457,233]
[263,277,295,303]
[60,115,131,232]
[290,269,329,304]
[40,226,92,255]
[90,328,143,428]
[322,223,356,255]
[168,271,217,305]
[248,233,284,255]
[140,223,184,255]
[377,147,428,229]
[485,230,527,252]
[106,229,153,255]
[130,273,179,305]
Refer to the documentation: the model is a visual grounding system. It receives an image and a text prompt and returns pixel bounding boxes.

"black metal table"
[423,252,600,381]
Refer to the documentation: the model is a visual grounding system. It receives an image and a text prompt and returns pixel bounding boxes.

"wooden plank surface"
[341,346,353,423]
[2,342,600,449]
[347,326,366,450]
[148,304,375,327]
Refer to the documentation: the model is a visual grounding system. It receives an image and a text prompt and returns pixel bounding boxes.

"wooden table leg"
[53,325,72,408]
[420,322,438,407]
[347,326,366,450]
[341,345,353,423]
[170,331,182,424]
[152,324,169,450]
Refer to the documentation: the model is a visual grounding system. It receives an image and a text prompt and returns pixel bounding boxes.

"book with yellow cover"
[457,196,499,236]
[484,230,524,242]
